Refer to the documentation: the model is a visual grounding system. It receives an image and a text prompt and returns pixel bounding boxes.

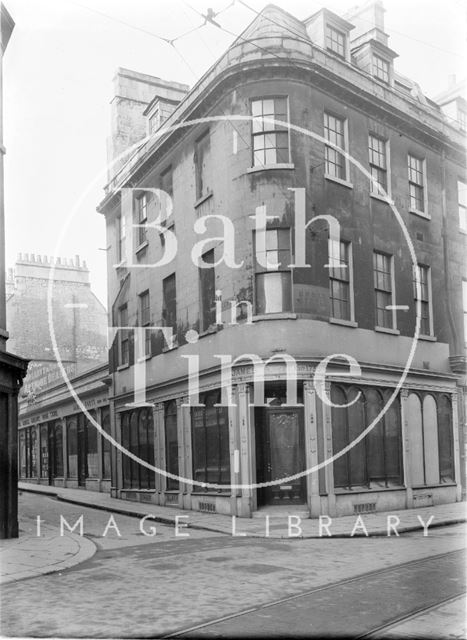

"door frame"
[255,406,306,507]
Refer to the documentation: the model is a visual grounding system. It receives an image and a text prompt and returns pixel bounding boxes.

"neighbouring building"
[14,254,111,491]
[7,253,108,400]
[0,3,28,539]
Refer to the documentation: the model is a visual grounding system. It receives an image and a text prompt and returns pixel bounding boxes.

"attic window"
[373,55,390,84]
[325,24,346,58]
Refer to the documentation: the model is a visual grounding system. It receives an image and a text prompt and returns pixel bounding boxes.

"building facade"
[96,2,466,517]
[14,254,111,491]
[17,364,112,492]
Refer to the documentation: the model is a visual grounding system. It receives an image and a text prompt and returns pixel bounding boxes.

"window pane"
[255,272,292,314]
[54,423,64,477]
[348,392,366,486]
[331,386,349,488]
[40,424,49,478]
[86,413,99,478]
[121,413,131,489]
[437,395,454,482]
[67,417,78,477]
[102,408,111,479]
[165,401,179,490]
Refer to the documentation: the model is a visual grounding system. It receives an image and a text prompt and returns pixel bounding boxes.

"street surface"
[1,493,465,638]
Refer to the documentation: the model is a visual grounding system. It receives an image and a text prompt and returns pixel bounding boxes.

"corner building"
[98,2,467,517]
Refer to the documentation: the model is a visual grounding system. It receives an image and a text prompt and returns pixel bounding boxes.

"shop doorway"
[255,406,306,507]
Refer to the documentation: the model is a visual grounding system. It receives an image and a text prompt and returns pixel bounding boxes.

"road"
[1,493,465,638]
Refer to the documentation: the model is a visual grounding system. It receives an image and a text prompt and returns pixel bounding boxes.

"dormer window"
[326,24,346,58]
[373,54,390,84]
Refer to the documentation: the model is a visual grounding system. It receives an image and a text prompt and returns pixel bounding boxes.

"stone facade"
[94,2,466,517]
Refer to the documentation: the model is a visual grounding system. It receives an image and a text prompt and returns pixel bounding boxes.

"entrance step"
[253,505,310,519]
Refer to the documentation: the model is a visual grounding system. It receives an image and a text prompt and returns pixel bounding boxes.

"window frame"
[162,273,177,337]
[373,251,397,331]
[413,264,434,337]
[118,304,129,366]
[369,134,391,199]
[138,290,151,357]
[254,227,293,315]
[328,239,355,323]
[324,111,350,186]
[164,400,179,490]
[117,213,126,264]
[135,193,148,248]
[199,249,216,332]
[325,23,347,59]
[250,96,291,168]
[408,153,428,217]
[372,54,390,84]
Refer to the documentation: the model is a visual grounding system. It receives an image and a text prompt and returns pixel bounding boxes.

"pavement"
[0,514,96,584]
[18,481,467,538]
[1,481,464,587]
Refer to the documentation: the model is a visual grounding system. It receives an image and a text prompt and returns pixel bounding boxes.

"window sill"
[252,312,297,322]
[324,175,353,189]
[370,192,393,205]
[113,259,127,270]
[459,227,467,235]
[409,208,430,220]
[329,318,358,328]
[117,363,130,371]
[418,334,437,342]
[194,191,213,209]
[135,241,149,254]
[374,326,400,335]
[334,486,405,495]
[246,163,295,174]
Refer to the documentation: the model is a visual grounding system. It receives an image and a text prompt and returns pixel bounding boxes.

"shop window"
[251,97,289,167]
[29,427,37,477]
[67,416,78,477]
[19,431,26,478]
[53,422,64,478]
[165,400,179,490]
[40,424,49,479]
[199,249,216,331]
[86,411,99,479]
[437,394,454,482]
[121,407,155,490]
[192,390,230,486]
[101,407,112,479]
[331,384,402,489]
[407,391,454,486]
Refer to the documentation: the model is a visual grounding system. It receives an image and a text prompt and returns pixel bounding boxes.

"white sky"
[3,0,467,306]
